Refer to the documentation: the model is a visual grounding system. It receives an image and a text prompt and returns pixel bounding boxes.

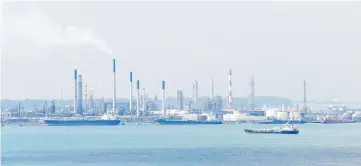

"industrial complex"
[1,58,361,126]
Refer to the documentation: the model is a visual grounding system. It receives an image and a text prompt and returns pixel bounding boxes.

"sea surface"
[2,123,361,166]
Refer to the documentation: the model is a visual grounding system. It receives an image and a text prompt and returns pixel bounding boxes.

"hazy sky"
[2,2,361,101]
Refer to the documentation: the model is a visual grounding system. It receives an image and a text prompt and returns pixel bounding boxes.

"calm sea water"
[2,123,361,166]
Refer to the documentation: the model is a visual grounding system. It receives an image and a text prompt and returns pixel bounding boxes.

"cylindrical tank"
[316,115,324,121]
[184,114,197,121]
[197,115,208,121]
[342,112,352,118]
[265,109,279,118]
[289,111,301,120]
[276,111,289,120]
[281,104,286,112]
[352,111,361,118]
[352,111,361,121]
[206,115,216,121]
[223,114,232,121]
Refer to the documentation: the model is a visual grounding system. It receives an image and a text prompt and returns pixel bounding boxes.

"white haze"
[3,10,113,55]
[2,2,361,101]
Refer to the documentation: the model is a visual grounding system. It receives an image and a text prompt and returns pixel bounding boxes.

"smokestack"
[192,83,195,108]
[250,76,255,110]
[162,81,166,116]
[78,75,83,114]
[228,69,232,108]
[303,80,307,113]
[177,90,184,110]
[211,79,214,101]
[195,81,199,109]
[130,72,133,114]
[85,84,88,113]
[142,88,146,114]
[112,59,116,115]
[281,104,286,111]
[74,69,77,114]
[136,80,140,117]
[62,87,64,101]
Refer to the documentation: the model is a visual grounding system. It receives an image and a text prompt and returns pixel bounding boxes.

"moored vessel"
[244,123,299,134]
[44,119,121,126]
[154,119,223,125]
[257,119,306,124]
[321,119,356,124]
[44,113,122,126]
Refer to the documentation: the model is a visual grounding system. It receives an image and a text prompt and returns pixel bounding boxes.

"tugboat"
[244,123,299,134]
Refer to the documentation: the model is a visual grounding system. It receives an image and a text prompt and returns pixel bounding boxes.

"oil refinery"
[1,58,361,126]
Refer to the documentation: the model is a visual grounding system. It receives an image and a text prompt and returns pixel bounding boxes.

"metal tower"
[112,59,116,115]
[249,76,255,111]
[228,69,232,108]
[303,80,307,114]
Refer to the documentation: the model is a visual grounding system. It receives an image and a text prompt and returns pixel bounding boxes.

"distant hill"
[1,96,293,110]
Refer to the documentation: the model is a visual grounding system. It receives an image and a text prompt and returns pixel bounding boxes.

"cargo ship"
[244,123,299,134]
[154,119,223,125]
[44,114,122,126]
[321,119,356,124]
[44,119,121,126]
[257,119,306,124]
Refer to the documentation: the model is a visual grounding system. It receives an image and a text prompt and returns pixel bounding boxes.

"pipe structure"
[250,76,254,110]
[228,69,232,108]
[195,81,199,109]
[303,80,307,114]
[78,75,83,114]
[162,81,166,116]
[136,80,140,117]
[211,79,214,101]
[74,69,77,114]
[129,72,133,114]
[85,84,88,113]
[112,59,116,115]
[142,88,146,114]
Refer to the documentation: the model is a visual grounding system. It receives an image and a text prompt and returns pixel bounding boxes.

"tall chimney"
[74,69,77,114]
[228,69,232,109]
[303,80,307,113]
[112,59,116,115]
[142,88,146,114]
[162,81,166,116]
[211,79,214,101]
[192,83,195,109]
[78,75,83,114]
[250,76,255,111]
[85,84,88,113]
[129,72,133,114]
[195,81,199,109]
[136,80,140,117]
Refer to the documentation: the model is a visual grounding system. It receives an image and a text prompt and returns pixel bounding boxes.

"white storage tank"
[289,111,301,120]
[276,111,289,120]
[281,104,286,111]
[265,109,279,118]
[223,114,237,121]
[352,111,361,118]
[223,114,232,121]
[206,115,216,121]
[342,112,353,119]
[184,114,198,121]
[222,114,241,122]
[316,115,325,121]
[352,111,361,121]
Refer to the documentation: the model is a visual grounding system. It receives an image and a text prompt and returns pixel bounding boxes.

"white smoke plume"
[3,10,114,55]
